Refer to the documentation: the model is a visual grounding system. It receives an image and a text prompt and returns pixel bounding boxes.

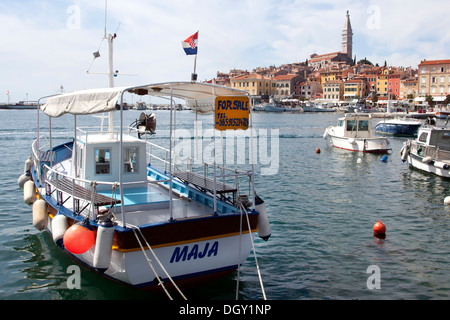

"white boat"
[401,121,450,178]
[324,114,391,153]
[18,30,270,298]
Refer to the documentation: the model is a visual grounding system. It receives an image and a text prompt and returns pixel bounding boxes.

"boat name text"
[170,241,219,263]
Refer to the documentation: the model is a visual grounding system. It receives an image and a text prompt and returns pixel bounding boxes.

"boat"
[435,110,450,119]
[375,117,423,137]
[18,29,270,298]
[323,114,391,153]
[401,118,450,178]
[302,102,336,113]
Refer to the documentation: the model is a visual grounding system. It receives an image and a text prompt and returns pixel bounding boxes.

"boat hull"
[407,152,450,179]
[375,122,421,137]
[328,134,390,153]
[44,201,258,291]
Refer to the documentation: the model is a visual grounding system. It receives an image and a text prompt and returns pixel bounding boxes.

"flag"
[181,32,198,55]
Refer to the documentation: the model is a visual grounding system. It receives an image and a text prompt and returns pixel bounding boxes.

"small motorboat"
[324,114,391,153]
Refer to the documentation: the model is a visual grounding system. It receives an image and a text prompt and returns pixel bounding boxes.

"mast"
[108,33,115,136]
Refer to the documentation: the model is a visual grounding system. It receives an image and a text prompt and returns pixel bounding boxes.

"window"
[95,148,111,175]
[418,132,428,143]
[124,147,139,173]
[358,120,369,131]
[346,120,357,131]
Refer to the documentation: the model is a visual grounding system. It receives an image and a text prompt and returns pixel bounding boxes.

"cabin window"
[338,120,344,127]
[346,120,357,131]
[358,120,369,131]
[124,147,139,173]
[418,132,428,143]
[95,148,111,175]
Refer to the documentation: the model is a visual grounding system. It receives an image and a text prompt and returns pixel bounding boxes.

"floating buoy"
[357,158,362,164]
[316,148,321,154]
[32,199,48,231]
[23,180,36,205]
[93,219,115,272]
[444,196,450,205]
[373,220,386,236]
[18,173,31,189]
[63,220,95,254]
[255,195,271,241]
[52,213,69,247]
[380,155,388,162]
[400,144,410,162]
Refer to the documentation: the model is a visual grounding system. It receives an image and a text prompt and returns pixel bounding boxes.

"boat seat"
[173,171,237,195]
[47,176,121,213]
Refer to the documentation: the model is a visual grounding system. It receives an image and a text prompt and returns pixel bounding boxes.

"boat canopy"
[40,82,249,117]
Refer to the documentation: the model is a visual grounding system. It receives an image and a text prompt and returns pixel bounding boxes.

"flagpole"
[191,31,198,82]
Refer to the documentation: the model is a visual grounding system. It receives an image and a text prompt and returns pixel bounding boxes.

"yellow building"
[376,68,389,97]
[230,73,277,97]
[344,78,366,100]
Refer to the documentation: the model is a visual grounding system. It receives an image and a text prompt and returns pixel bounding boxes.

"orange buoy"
[63,220,95,254]
[316,148,321,154]
[373,220,386,235]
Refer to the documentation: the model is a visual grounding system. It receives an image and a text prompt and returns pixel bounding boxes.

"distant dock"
[0,102,38,110]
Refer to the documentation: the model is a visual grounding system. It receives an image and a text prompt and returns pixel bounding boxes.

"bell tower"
[342,10,353,59]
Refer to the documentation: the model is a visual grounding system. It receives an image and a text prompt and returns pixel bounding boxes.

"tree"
[358,58,373,66]
[426,94,434,107]
[444,94,450,105]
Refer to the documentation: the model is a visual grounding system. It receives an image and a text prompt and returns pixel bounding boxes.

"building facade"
[418,59,450,100]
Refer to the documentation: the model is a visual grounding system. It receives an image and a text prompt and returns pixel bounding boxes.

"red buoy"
[316,148,321,154]
[63,220,95,254]
[373,220,386,235]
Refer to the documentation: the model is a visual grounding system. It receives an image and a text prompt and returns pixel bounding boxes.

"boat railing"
[144,139,254,205]
[411,140,450,161]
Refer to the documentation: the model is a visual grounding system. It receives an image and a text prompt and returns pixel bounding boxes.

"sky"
[1,0,449,103]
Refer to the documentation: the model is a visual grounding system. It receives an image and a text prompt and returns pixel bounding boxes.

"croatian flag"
[182,32,198,55]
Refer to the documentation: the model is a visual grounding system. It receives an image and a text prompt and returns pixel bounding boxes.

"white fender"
[18,173,31,189]
[323,128,329,139]
[93,219,115,272]
[400,144,410,162]
[23,180,36,205]
[32,199,48,231]
[255,195,271,241]
[434,161,449,170]
[24,156,33,174]
[52,213,69,246]
[422,156,433,164]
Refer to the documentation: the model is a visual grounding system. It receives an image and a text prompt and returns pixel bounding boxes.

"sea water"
[0,109,448,300]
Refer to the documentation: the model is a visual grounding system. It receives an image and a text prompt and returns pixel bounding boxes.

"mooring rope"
[130,224,187,300]
[239,203,267,300]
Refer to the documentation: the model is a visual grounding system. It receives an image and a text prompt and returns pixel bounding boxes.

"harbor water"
[0,109,449,300]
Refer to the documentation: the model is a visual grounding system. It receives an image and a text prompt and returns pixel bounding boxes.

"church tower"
[342,10,353,59]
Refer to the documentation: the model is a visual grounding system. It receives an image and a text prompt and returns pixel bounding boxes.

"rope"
[131,228,173,300]
[130,224,187,300]
[239,203,267,300]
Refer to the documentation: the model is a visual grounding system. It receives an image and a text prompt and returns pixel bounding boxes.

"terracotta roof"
[273,74,298,81]
[419,59,450,66]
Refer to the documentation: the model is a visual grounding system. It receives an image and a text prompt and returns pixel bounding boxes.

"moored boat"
[323,114,391,153]
[375,117,423,137]
[401,119,450,178]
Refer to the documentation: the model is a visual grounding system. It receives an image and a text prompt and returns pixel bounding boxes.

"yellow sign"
[215,96,250,131]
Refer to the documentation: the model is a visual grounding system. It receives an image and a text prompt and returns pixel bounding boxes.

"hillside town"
[204,11,450,111]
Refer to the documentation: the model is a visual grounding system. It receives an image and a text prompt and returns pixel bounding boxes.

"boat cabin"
[334,114,373,138]
[74,132,147,191]
[416,127,450,151]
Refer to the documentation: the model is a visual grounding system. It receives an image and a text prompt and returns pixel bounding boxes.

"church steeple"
[342,10,353,59]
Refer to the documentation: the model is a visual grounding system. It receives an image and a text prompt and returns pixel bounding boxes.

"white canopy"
[40,82,249,117]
